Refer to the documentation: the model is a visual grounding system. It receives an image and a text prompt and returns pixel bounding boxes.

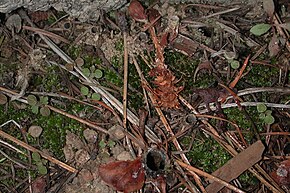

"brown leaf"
[29,11,50,23]
[263,0,275,17]
[193,60,212,82]
[147,8,160,23]
[5,14,22,33]
[128,0,147,23]
[99,157,145,193]
[268,34,280,57]
[31,177,46,193]
[270,159,290,186]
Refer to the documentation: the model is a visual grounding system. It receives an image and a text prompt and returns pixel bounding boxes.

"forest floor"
[0,0,289,193]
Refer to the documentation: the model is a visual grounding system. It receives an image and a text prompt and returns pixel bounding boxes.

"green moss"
[238,171,259,188]
[224,107,264,142]
[185,135,231,172]
[0,101,83,159]
[67,45,82,59]
[105,69,123,86]
[115,40,124,52]
[164,51,214,94]
[241,65,278,87]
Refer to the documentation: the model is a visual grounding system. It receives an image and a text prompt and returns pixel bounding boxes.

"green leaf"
[259,113,266,120]
[90,66,96,72]
[99,140,106,148]
[0,93,8,105]
[81,86,89,96]
[265,110,272,115]
[31,105,39,114]
[27,95,38,106]
[257,103,267,112]
[32,152,41,161]
[37,164,48,175]
[230,60,240,69]
[94,69,103,79]
[250,23,271,36]
[39,96,48,105]
[40,106,51,116]
[91,93,101,100]
[41,159,48,165]
[224,51,236,61]
[82,68,90,77]
[107,140,116,148]
[264,115,275,125]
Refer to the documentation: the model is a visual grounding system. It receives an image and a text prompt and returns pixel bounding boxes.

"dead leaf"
[263,0,275,17]
[65,130,84,149]
[193,60,212,82]
[83,128,98,144]
[0,93,8,105]
[99,157,145,193]
[75,149,90,165]
[268,34,280,57]
[28,125,43,138]
[29,11,50,23]
[31,176,46,193]
[270,159,290,186]
[128,0,147,23]
[5,14,22,33]
[63,144,75,162]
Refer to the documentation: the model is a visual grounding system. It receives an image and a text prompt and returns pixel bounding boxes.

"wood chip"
[206,140,265,193]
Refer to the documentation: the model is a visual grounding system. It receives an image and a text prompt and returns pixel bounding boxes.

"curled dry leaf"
[128,0,147,23]
[192,87,229,114]
[270,159,290,186]
[193,60,212,82]
[98,157,145,193]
